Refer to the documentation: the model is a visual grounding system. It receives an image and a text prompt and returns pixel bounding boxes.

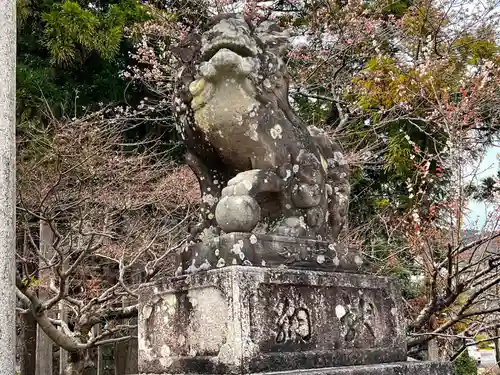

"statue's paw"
[215,169,284,233]
[215,195,261,233]
[221,169,284,197]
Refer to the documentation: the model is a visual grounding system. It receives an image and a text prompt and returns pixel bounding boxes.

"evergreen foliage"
[16,0,149,124]
[453,350,478,375]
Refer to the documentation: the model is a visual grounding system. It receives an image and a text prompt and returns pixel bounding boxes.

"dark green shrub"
[453,350,478,375]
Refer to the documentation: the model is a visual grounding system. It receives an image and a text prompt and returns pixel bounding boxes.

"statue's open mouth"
[202,42,256,62]
[199,46,256,79]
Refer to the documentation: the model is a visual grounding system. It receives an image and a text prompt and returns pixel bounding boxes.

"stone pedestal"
[138,266,451,375]
[139,362,450,375]
[179,233,363,274]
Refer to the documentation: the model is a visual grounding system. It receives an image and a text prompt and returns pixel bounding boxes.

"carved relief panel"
[336,292,377,347]
[274,296,312,344]
[251,283,398,353]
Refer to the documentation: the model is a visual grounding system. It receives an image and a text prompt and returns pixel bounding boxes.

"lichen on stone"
[171,13,351,273]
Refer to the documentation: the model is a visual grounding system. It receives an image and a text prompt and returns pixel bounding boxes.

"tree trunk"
[35,302,54,375]
[19,227,38,375]
[0,1,17,373]
[61,325,97,375]
[63,349,97,375]
[36,220,54,375]
[59,304,69,375]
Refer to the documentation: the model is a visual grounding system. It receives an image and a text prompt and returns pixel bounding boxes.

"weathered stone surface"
[137,361,452,375]
[179,233,364,274]
[215,196,261,233]
[0,2,17,373]
[172,13,351,255]
[268,362,452,375]
[138,266,406,375]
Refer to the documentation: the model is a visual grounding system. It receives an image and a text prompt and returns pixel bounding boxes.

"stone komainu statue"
[172,14,350,272]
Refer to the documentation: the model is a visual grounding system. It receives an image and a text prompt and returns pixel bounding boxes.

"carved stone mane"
[172,14,351,274]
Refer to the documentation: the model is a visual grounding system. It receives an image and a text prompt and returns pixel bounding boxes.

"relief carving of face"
[294,308,311,340]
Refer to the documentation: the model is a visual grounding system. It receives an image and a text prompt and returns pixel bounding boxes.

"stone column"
[0,1,17,374]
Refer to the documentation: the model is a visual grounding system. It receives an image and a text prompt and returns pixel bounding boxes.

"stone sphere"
[215,195,261,233]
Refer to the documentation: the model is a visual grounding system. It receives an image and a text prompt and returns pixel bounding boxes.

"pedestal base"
[179,233,364,274]
[138,266,407,375]
[138,361,452,375]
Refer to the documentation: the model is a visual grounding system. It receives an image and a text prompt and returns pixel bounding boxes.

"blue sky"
[465,143,500,228]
